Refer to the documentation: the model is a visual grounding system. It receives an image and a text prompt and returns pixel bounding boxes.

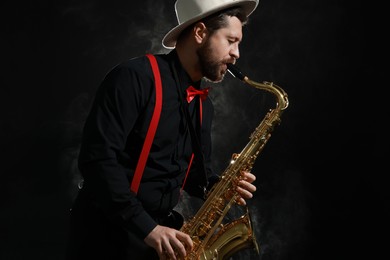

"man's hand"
[144,225,193,260]
[235,171,257,206]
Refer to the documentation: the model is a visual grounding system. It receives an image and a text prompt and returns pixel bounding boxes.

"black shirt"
[77,50,215,239]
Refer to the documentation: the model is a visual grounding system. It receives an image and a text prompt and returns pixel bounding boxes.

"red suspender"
[130,54,162,194]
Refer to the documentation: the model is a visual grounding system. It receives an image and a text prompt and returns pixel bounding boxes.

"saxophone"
[180,63,289,259]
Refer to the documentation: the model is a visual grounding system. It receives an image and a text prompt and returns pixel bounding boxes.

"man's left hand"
[235,171,256,206]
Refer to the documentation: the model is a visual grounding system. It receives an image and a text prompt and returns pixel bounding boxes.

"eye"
[227,36,240,45]
[228,39,236,45]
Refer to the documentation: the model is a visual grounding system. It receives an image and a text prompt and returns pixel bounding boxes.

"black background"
[2,0,387,259]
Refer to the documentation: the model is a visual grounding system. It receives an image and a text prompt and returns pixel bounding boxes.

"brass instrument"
[180,63,289,259]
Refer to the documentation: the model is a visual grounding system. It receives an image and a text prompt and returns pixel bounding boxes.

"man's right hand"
[144,225,193,260]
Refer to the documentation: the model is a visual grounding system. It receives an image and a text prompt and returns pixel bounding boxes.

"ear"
[193,22,208,45]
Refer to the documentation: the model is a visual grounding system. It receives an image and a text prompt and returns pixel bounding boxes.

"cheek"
[211,42,229,59]
[209,36,227,51]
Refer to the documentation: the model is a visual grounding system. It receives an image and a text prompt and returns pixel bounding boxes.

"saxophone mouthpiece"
[227,63,246,81]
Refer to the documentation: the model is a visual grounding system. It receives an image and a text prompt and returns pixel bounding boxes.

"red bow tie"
[186,86,210,103]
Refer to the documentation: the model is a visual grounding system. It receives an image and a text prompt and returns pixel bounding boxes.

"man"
[66,0,260,259]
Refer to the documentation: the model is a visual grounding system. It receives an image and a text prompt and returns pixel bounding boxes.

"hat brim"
[162,0,259,49]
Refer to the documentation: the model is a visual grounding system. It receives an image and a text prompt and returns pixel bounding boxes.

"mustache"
[223,58,236,65]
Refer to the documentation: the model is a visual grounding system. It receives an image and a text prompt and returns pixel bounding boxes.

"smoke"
[252,169,310,260]
[208,75,271,175]
[55,0,178,203]
[3,0,375,259]
[57,0,175,63]
[54,1,310,259]
[208,80,311,260]
[56,93,92,206]
[135,1,176,54]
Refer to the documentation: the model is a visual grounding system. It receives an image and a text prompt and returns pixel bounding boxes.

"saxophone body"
[181,64,289,259]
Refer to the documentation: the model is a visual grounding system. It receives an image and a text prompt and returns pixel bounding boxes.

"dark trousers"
[66,192,183,260]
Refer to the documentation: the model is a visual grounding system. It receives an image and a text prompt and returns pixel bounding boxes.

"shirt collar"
[167,50,202,91]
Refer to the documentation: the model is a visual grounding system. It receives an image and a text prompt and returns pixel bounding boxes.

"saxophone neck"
[245,78,289,111]
[227,63,289,111]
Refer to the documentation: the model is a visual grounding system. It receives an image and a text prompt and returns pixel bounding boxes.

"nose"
[230,43,240,60]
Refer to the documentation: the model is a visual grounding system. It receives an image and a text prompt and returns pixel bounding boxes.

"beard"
[197,40,227,83]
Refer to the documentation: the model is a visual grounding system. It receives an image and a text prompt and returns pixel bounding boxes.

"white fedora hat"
[162,0,259,49]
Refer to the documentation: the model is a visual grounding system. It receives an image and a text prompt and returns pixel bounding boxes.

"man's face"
[197,16,243,83]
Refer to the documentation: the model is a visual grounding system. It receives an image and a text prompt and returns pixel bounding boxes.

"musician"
[66,0,259,259]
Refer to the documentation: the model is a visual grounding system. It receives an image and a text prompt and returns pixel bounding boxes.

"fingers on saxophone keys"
[238,179,256,193]
[161,242,176,260]
[236,185,254,200]
[235,196,247,206]
[240,171,256,183]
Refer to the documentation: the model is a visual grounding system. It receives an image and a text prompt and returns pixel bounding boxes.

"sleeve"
[78,58,157,239]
